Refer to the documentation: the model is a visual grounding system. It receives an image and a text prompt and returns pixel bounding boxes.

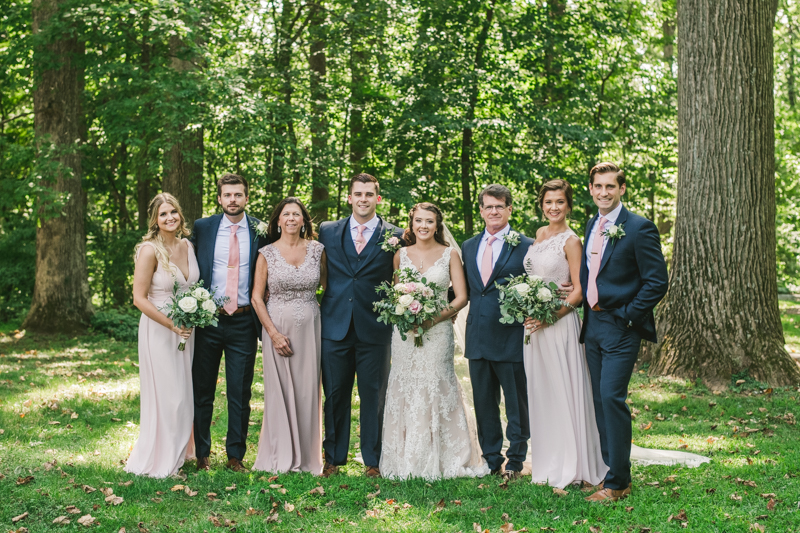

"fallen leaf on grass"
[184,486,197,497]
[150,498,162,503]
[477,483,487,489]
[480,506,492,513]
[433,498,446,513]
[761,493,776,498]
[100,487,114,496]
[53,516,70,525]
[552,487,568,496]
[206,493,217,501]
[640,422,652,431]
[105,495,124,505]
[767,499,777,511]
[111,418,121,422]
[82,485,96,494]
[209,516,222,527]
[246,508,263,516]
[48,421,60,425]
[137,521,149,533]
[12,512,29,523]
[225,484,236,491]
[473,523,483,533]
[664,475,677,483]
[730,493,743,501]
[499,523,515,533]
[451,500,462,505]
[66,506,81,514]
[625,506,634,512]
[589,527,602,533]
[16,476,34,486]
[77,514,96,526]
[309,485,325,496]
[170,484,185,492]
[267,475,279,482]
[264,513,280,523]
[365,509,382,518]
[750,524,765,532]
[668,510,688,523]
[573,519,588,525]
[284,503,295,512]
[367,489,380,499]
[71,412,79,419]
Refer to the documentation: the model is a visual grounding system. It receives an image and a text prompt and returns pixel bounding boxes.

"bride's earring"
[301,225,305,233]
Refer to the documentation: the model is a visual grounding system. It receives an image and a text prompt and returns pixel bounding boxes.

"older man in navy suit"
[189,173,269,472]
[461,184,534,481]
[318,173,404,478]
[580,163,668,502]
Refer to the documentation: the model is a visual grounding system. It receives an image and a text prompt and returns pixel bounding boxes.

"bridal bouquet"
[373,267,449,347]
[496,272,565,344]
[162,281,229,350]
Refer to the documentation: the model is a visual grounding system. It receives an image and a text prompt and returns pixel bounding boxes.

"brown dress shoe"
[365,466,382,478]
[224,457,249,473]
[584,485,632,502]
[321,463,340,478]
[502,470,522,481]
[490,467,504,477]
[197,457,210,471]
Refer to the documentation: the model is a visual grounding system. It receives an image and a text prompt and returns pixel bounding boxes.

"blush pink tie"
[481,235,497,286]
[586,217,608,309]
[224,225,239,315]
[355,224,367,254]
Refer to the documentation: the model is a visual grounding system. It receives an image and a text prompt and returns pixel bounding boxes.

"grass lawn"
[1,306,800,533]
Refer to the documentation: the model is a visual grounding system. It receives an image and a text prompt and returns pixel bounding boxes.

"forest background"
[2,0,800,386]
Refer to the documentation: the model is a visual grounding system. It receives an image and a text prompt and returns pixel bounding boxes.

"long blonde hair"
[134,193,191,273]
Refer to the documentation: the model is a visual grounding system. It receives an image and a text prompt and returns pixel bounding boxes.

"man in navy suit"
[189,173,269,472]
[461,184,533,481]
[580,163,668,501]
[318,173,404,478]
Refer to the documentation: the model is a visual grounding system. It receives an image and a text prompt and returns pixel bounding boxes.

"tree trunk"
[788,8,796,108]
[460,1,495,235]
[163,35,203,227]
[24,0,93,333]
[309,2,330,222]
[648,0,800,387]
[349,0,369,174]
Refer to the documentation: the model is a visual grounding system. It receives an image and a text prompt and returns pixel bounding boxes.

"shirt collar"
[598,203,623,226]
[350,214,379,231]
[220,213,247,230]
[484,224,510,241]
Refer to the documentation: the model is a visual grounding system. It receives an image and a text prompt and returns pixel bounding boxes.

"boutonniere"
[502,231,521,247]
[380,230,402,253]
[602,223,626,243]
[251,219,269,239]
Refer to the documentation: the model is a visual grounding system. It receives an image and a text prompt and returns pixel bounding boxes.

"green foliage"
[89,308,140,342]
[0,220,35,323]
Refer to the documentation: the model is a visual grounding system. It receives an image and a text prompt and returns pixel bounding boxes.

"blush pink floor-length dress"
[125,240,197,478]
[253,241,324,474]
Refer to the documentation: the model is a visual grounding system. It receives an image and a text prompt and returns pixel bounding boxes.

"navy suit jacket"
[318,216,404,345]
[461,228,534,363]
[189,213,269,338]
[579,205,668,344]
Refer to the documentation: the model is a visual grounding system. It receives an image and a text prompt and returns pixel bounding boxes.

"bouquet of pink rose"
[161,281,229,350]
[373,267,449,347]
[496,269,569,345]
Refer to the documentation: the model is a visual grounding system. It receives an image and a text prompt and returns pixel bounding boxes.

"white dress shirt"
[211,214,252,307]
[476,224,510,279]
[585,202,623,269]
[349,214,379,248]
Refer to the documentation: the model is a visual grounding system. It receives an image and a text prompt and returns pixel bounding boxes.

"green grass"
[1,311,800,533]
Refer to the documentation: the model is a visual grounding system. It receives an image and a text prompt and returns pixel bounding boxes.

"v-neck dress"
[126,240,199,478]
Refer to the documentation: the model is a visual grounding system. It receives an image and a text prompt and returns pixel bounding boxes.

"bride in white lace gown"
[380,203,490,480]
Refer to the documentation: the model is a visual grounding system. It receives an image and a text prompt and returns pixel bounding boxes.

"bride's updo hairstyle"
[403,202,448,246]
[135,193,191,274]
[537,179,574,215]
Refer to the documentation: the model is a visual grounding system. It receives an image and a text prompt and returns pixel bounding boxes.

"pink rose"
[388,236,400,246]
[423,286,434,297]
[408,300,422,314]
[404,282,418,294]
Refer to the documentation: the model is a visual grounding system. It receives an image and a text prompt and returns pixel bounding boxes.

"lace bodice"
[524,229,578,285]
[398,246,452,298]
[260,241,324,328]
[135,241,200,307]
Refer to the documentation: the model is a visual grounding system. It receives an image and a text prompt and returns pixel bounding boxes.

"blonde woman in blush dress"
[251,197,326,474]
[126,193,198,478]
[523,180,608,489]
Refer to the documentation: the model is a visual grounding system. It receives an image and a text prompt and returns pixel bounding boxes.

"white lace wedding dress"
[380,247,490,481]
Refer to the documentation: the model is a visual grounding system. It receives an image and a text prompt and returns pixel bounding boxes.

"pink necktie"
[586,217,608,309]
[481,235,497,286]
[355,224,367,254]
[224,225,239,315]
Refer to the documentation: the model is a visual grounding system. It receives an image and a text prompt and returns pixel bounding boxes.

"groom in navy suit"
[461,184,533,480]
[580,163,668,501]
[318,173,404,478]
[189,173,269,472]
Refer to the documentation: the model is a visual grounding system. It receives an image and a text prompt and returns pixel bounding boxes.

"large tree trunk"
[349,0,369,175]
[648,0,800,387]
[24,0,93,333]
[460,1,495,235]
[163,35,203,226]
[309,2,329,222]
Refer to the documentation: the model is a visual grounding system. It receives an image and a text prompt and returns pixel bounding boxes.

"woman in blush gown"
[251,197,326,474]
[126,193,197,478]
[523,180,608,489]
[380,202,489,481]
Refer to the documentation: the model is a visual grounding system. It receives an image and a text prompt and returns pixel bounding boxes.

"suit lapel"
[206,213,224,274]
[486,239,512,288]
[465,235,483,290]
[336,218,356,275]
[598,206,628,274]
[355,217,386,272]
[245,214,259,269]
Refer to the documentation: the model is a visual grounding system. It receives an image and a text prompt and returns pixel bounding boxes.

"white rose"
[398,294,414,307]
[509,231,519,238]
[537,287,553,301]
[394,283,406,293]
[528,274,543,284]
[513,283,531,296]
[423,304,436,314]
[201,299,217,313]
[606,224,618,234]
[192,287,210,300]
[257,221,269,233]
[178,296,198,313]
[394,304,406,315]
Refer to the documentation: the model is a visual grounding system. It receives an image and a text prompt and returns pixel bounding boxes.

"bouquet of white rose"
[496,270,568,345]
[373,267,449,347]
[162,281,229,350]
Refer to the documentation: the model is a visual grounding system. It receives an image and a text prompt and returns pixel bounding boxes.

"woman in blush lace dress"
[126,193,197,478]
[251,197,326,474]
[523,180,608,489]
[380,202,489,481]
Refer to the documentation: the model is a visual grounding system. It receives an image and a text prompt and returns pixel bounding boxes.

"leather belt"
[219,305,252,316]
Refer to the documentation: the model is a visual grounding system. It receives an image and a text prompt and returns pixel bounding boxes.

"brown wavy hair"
[537,179,574,213]
[402,202,448,246]
[268,197,316,241]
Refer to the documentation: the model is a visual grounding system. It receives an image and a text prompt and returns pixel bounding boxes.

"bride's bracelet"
[560,300,578,311]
